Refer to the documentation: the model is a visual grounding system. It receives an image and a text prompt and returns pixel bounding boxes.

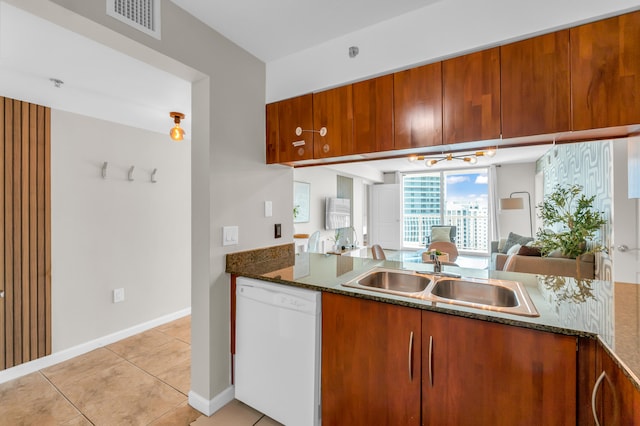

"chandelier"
[408,148,496,167]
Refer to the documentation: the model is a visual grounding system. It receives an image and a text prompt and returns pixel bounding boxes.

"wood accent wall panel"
[1,96,51,370]
[501,30,571,138]
[443,47,501,144]
[571,11,640,130]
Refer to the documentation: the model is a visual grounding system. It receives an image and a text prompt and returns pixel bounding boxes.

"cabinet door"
[322,293,421,425]
[353,74,394,154]
[394,62,442,149]
[501,30,571,138]
[571,11,640,130]
[597,345,640,425]
[313,85,353,158]
[277,94,314,162]
[422,312,576,426]
[443,48,501,144]
[265,102,278,164]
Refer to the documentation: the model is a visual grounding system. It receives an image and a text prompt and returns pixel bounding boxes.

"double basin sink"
[343,267,539,317]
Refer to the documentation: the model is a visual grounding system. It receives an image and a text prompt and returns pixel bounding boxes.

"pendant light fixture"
[408,148,496,167]
[169,112,185,141]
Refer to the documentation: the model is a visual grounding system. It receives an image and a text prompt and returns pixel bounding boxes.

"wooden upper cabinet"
[353,74,393,154]
[393,62,442,149]
[571,11,640,130]
[501,30,571,138]
[313,85,354,158]
[352,74,394,154]
[276,94,314,162]
[265,103,278,164]
[443,48,501,144]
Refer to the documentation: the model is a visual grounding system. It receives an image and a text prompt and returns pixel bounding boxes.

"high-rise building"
[403,173,489,252]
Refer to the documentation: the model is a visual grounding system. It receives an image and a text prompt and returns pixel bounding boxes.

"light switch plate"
[265,201,273,217]
[113,288,125,303]
[223,226,239,246]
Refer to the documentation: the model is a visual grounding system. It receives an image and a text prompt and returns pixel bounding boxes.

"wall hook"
[128,166,135,181]
[101,162,108,179]
[151,168,158,183]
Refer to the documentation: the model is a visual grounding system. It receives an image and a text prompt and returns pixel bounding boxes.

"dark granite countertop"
[227,245,640,391]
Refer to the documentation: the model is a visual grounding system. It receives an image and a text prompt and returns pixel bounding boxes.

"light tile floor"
[0,315,280,425]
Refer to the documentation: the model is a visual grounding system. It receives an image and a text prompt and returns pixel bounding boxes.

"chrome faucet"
[430,252,442,274]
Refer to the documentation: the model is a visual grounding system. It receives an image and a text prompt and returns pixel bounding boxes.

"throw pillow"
[507,244,522,255]
[501,232,534,254]
[431,227,451,242]
[518,245,542,257]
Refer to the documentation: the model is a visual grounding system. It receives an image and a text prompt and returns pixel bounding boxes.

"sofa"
[490,236,595,279]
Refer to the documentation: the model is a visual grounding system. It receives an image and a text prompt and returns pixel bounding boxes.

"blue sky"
[446,171,488,205]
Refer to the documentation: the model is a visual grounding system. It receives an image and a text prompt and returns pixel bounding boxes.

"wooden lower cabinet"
[593,344,640,425]
[422,311,576,425]
[321,292,579,425]
[321,293,421,425]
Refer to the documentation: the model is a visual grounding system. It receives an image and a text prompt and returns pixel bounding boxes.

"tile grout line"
[106,342,190,396]
[104,336,193,425]
[38,370,96,425]
[252,415,266,425]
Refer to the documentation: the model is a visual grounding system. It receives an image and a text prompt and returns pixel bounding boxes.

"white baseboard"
[189,386,235,416]
[0,307,191,384]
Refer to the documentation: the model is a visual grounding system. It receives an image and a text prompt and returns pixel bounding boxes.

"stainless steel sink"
[343,268,431,296]
[429,279,518,307]
[425,277,539,317]
[343,268,539,317]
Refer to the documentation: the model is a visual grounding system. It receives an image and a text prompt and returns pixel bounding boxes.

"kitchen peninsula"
[227,244,640,425]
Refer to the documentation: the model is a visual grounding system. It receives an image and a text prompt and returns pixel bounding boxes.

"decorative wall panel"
[536,141,613,279]
[1,96,51,370]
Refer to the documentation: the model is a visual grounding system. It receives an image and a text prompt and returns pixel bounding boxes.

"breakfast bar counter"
[226,244,640,393]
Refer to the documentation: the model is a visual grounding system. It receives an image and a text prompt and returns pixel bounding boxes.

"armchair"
[425,225,457,245]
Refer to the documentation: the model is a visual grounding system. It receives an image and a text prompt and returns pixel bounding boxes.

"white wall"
[12,0,275,410]
[294,167,368,250]
[496,163,537,239]
[51,110,190,351]
[267,0,640,102]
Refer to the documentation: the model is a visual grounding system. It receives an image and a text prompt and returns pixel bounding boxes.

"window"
[402,168,489,253]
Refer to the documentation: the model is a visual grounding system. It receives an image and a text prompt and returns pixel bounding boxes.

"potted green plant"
[535,184,606,258]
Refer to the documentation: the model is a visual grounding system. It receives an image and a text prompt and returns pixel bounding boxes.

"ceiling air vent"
[106,0,161,39]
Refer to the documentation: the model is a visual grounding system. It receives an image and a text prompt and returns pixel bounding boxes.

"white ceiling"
[0,2,191,138]
[169,0,443,62]
[0,1,555,172]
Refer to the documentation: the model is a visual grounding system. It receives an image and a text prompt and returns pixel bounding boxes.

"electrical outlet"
[113,288,125,303]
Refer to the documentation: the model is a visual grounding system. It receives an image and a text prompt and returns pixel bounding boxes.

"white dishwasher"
[235,277,321,426]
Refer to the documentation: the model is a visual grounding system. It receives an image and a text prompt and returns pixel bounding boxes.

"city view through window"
[403,169,489,253]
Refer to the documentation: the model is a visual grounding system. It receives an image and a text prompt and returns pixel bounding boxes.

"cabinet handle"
[428,335,434,388]
[591,371,606,426]
[0,290,4,298]
[408,331,414,381]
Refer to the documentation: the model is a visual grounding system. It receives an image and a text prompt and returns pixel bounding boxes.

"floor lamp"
[500,191,533,237]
